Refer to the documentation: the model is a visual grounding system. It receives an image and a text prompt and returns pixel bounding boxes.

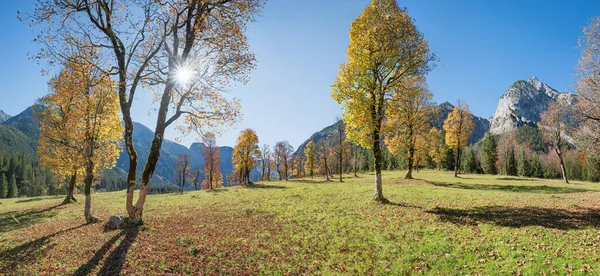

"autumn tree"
[333,119,347,182]
[304,140,317,178]
[203,133,221,189]
[317,140,332,181]
[31,0,263,224]
[443,100,475,177]
[384,80,432,179]
[427,128,447,170]
[174,153,192,193]
[233,129,261,185]
[331,0,435,200]
[274,141,294,181]
[260,144,271,181]
[539,101,572,183]
[38,56,122,223]
[192,168,202,190]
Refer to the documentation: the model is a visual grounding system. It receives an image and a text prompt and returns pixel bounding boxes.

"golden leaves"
[443,101,475,151]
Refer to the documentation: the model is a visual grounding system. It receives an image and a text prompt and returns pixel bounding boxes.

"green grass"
[1,170,600,275]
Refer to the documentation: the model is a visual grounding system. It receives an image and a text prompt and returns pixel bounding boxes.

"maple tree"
[317,140,332,181]
[443,100,474,177]
[202,133,221,189]
[233,129,261,185]
[427,128,447,170]
[260,144,271,181]
[384,79,433,179]
[175,153,192,193]
[31,0,263,224]
[331,0,435,200]
[38,56,122,223]
[539,101,572,183]
[274,141,293,181]
[304,140,316,178]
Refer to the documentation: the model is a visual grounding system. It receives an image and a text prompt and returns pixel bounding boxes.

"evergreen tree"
[480,134,498,174]
[517,149,531,177]
[8,174,18,198]
[531,153,544,178]
[504,147,517,176]
[462,147,479,173]
[0,173,7,198]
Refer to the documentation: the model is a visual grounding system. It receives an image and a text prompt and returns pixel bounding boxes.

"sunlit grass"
[1,170,600,274]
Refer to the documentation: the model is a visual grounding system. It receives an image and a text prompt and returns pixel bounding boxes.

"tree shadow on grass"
[0,224,87,272]
[248,184,288,189]
[427,205,600,230]
[0,204,63,232]
[74,226,140,276]
[496,177,534,181]
[381,200,423,209]
[15,197,60,204]
[429,181,592,194]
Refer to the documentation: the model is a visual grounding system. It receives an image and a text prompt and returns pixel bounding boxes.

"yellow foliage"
[232,129,261,184]
[38,55,123,182]
[443,101,475,151]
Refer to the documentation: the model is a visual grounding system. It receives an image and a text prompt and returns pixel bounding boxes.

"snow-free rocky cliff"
[489,76,575,135]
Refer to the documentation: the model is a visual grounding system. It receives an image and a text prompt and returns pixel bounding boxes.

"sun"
[174,64,195,87]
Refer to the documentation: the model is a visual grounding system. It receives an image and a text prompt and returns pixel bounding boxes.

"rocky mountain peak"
[490,77,573,135]
[0,110,11,124]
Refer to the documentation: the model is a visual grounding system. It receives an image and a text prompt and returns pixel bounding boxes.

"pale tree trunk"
[556,149,569,184]
[62,171,77,205]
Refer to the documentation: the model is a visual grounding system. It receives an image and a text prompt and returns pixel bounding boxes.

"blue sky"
[0,0,598,149]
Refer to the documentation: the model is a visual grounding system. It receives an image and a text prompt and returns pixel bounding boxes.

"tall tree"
[331,0,435,200]
[39,56,123,223]
[260,144,271,181]
[203,133,221,190]
[0,174,7,198]
[8,174,18,198]
[517,149,532,177]
[384,80,432,179]
[334,119,347,182]
[318,140,332,181]
[539,101,572,183]
[428,128,447,170]
[443,100,475,177]
[175,153,192,193]
[304,140,317,178]
[480,134,498,175]
[233,129,261,185]
[504,147,517,176]
[274,141,294,181]
[31,0,263,225]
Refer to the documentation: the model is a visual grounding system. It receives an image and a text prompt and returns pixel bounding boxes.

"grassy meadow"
[2,170,600,275]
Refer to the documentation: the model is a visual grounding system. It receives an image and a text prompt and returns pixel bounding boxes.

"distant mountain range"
[0,106,235,188]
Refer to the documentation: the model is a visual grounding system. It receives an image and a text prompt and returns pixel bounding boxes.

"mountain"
[0,106,235,188]
[0,110,11,123]
[295,102,491,156]
[489,76,576,135]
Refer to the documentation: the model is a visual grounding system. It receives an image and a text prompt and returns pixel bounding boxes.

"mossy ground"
[1,170,600,275]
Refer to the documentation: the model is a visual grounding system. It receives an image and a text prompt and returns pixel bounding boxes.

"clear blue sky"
[1,0,598,149]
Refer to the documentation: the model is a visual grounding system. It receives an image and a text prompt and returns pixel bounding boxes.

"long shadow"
[0,204,62,232]
[381,200,423,209]
[15,197,59,204]
[496,177,534,181]
[429,181,592,194]
[248,184,288,189]
[0,224,86,272]
[427,205,600,230]
[74,226,140,276]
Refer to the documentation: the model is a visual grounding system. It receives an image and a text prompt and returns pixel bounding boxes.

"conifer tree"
[0,174,7,198]
[480,134,498,174]
[517,149,531,177]
[8,174,18,198]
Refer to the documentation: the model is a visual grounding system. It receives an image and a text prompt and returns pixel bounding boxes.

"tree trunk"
[84,160,97,224]
[556,149,569,184]
[373,129,384,201]
[62,171,77,205]
[405,146,414,179]
[454,147,461,177]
